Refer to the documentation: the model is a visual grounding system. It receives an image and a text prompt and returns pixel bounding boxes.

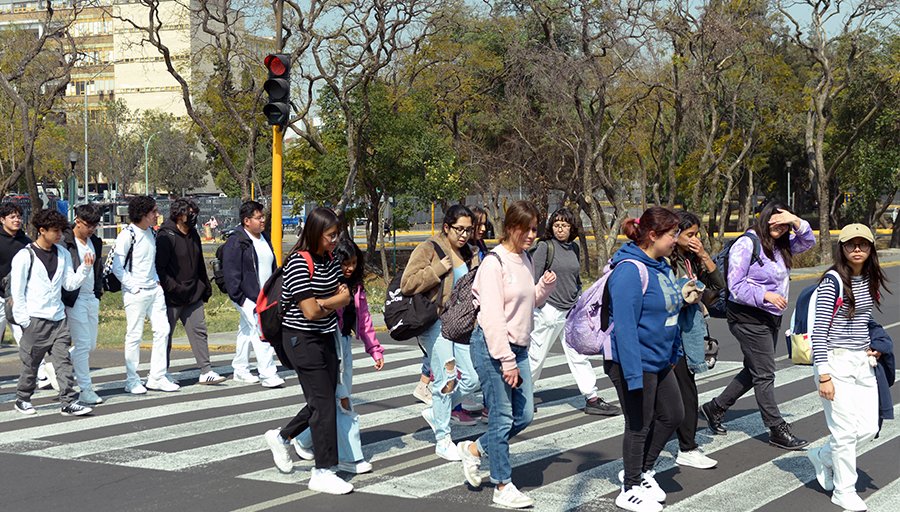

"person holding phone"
[458,201,556,509]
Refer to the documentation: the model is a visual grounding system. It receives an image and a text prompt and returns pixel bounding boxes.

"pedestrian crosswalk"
[1,341,898,511]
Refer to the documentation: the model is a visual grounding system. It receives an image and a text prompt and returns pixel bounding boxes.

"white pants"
[123,286,170,385]
[816,348,879,495]
[528,303,599,400]
[67,295,100,391]
[231,300,278,379]
[0,296,23,344]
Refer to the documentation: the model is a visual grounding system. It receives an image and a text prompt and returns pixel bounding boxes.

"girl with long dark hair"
[263,207,353,495]
[807,224,889,512]
[701,202,816,450]
[401,204,482,460]
[292,237,384,475]
[669,211,724,470]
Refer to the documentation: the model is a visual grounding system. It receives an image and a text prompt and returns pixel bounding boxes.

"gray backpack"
[440,252,500,344]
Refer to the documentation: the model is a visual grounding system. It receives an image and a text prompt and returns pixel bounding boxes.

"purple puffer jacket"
[727,221,816,317]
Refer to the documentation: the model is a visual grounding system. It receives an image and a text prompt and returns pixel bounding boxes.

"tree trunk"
[817,175,832,265]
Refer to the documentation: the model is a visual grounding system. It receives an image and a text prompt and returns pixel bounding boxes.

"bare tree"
[0,2,78,219]
[779,0,898,263]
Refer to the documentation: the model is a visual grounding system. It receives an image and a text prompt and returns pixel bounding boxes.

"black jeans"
[281,327,339,469]
[713,320,783,428]
[673,355,699,452]
[606,361,684,488]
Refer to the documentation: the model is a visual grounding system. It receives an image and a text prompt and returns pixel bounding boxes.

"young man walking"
[62,204,105,405]
[0,203,31,345]
[221,200,284,387]
[112,195,176,394]
[156,198,225,385]
[11,208,93,416]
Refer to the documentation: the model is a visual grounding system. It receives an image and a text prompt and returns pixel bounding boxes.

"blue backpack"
[705,231,763,318]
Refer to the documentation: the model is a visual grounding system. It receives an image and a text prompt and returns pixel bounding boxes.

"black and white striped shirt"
[811,275,873,373]
[281,252,340,332]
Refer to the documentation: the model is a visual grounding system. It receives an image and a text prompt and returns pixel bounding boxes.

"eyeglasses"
[450,225,474,236]
[843,242,871,252]
[553,222,571,229]
[250,215,265,221]
[323,232,339,242]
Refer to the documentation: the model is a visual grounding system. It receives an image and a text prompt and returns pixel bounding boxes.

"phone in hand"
[514,374,523,388]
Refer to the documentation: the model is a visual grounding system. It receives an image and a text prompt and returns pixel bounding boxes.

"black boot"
[700,400,727,435]
[769,421,808,450]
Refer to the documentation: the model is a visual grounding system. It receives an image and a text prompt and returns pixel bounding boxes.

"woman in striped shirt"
[808,223,889,512]
[263,207,353,495]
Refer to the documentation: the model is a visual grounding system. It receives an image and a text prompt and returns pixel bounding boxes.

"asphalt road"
[0,267,898,512]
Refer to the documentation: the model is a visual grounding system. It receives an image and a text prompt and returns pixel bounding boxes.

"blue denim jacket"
[678,303,708,374]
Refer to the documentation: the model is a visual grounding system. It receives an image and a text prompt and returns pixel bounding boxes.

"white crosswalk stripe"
[1,346,897,512]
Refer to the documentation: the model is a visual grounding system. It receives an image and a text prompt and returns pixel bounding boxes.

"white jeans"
[123,286,170,385]
[231,300,278,379]
[816,348,879,495]
[0,296,23,344]
[528,303,599,400]
[66,295,100,391]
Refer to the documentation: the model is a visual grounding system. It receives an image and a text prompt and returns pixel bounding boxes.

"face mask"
[187,212,198,228]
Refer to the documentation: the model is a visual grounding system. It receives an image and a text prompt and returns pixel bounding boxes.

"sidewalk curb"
[790,258,900,281]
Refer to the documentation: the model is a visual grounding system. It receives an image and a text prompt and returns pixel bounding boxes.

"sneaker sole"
[675,457,717,470]
[413,391,432,405]
[584,407,622,416]
[60,409,92,417]
[14,408,36,415]
[308,482,353,495]
[450,419,478,426]
[198,379,226,385]
[492,497,535,509]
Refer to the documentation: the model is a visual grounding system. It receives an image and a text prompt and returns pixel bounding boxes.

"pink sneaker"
[451,409,478,426]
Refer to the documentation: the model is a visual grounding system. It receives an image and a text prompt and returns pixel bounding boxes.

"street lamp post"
[144,132,158,195]
[786,160,792,210]
[69,152,78,221]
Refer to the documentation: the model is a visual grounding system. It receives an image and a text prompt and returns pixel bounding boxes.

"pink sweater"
[473,245,554,371]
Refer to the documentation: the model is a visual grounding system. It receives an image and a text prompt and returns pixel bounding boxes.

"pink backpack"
[564,259,649,357]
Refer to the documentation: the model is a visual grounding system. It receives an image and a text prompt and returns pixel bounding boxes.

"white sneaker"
[79,388,104,405]
[233,373,260,384]
[675,448,717,469]
[292,438,315,461]
[264,429,294,473]
[146,378,180,392]
[421,407,438,434]
[337,460,373,474]
[308,467,353,495]
[260,375,285,388]
[413,380,433,406]
[616,485,663,512]
[807,446,834,491]
[617,469,666,503]
[435,436,462,462]
[831,491,867,511]
[45,362,60,391]
[493,483,534,509]
[198,371,226,385]
[124,382,148,395]
[457,440,483,487]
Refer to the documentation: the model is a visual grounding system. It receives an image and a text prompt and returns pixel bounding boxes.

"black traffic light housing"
[263,54,291,126]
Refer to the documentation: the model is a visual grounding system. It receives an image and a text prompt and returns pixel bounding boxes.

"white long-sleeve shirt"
[10,243,89,326]
[111,225,159,293]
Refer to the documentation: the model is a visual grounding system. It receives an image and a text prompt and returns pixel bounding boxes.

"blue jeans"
[296,333,365,463]
[471,333,534,484]
[418,320,479,440]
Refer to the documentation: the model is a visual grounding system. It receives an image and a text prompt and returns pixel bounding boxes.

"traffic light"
[263,54,291,126]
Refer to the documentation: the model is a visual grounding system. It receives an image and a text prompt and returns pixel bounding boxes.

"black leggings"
[673,355,699,452]
[281,328,339,469]
[606,361,684,488]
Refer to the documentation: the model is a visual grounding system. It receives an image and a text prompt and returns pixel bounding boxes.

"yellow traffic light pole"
[272,125,284,265]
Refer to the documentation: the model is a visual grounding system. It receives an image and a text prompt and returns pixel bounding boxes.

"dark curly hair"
[169,197,199,222]
[128,195,157,223]
[32,208,69,232]
[0,203,23,219]
[75,203,101,225]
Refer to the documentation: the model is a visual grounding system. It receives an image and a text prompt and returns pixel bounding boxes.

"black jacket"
[61,226,104,307]
[222,227,275,306]
[155,219,212,307]
[0,228,32,278]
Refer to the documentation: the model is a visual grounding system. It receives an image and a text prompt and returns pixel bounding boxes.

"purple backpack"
[564,259,649,357]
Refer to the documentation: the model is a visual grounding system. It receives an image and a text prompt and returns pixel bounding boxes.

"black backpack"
[705,231,763,318]
[212,244,227,294]
[256,251,315,370]
[383,241,447,341]
[102,227,137,293]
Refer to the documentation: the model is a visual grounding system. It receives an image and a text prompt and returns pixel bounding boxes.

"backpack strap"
[294,251,316,279]
[544,240,555,275]
[823,269,844,324]
[123,227,136,272]
[620,259,650,294]
[743,231,764,267]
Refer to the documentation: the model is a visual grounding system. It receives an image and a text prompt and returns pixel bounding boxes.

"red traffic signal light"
[263,54,291,126]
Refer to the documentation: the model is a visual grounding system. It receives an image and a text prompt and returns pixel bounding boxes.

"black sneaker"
[585,397,622,416]
[14,400,36,416]
[768,421,808,450]
[700,400,727,435]
[60,402,93,417]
